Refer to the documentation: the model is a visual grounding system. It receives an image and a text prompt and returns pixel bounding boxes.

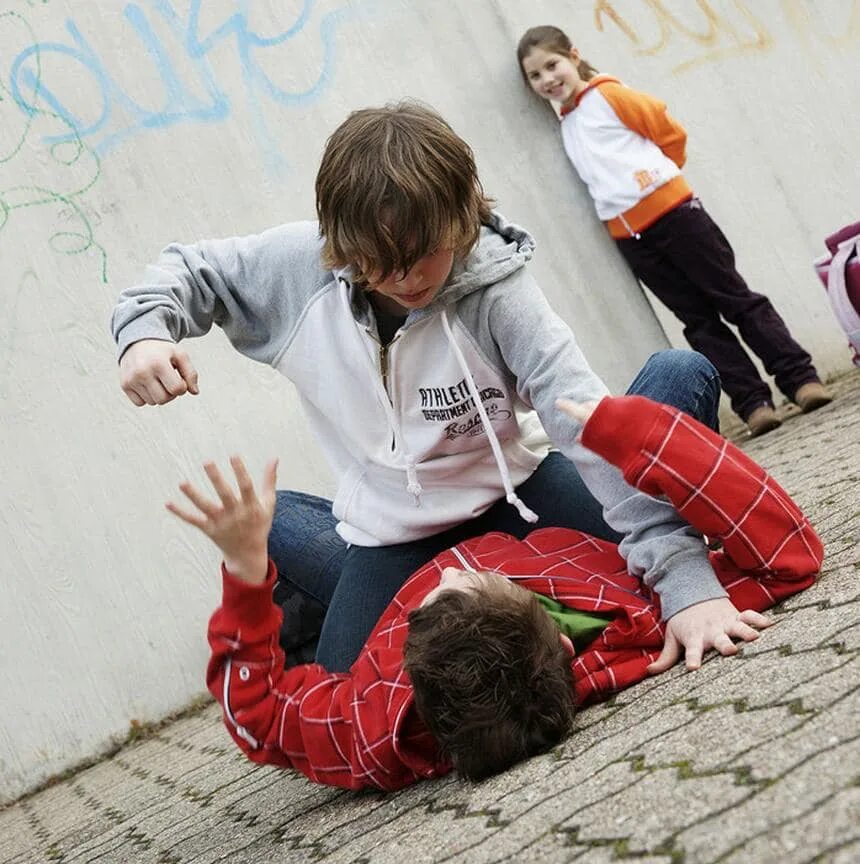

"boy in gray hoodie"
[112,102,731,673]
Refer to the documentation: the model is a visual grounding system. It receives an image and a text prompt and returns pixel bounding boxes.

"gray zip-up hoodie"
[111,213,727,619]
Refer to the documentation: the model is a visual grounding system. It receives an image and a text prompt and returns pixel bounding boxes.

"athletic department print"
[419,378,511,438]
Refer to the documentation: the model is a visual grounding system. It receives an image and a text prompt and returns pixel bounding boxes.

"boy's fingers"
[684,638,704,670]
[647,633,680,675]
[141,374,171,405]
[165,500,208,529]
[713,632,738,657]
[125,387,146,407]
[729,620,761,642]
[173,351,199,395]
[555,398,590,424]
[230,456,256,501]
[204,462,237,507]
[263,458,279,496]
[739,609,772,629]
[157,365,188,398]
[179,480,219,517]
[134,380,158,406]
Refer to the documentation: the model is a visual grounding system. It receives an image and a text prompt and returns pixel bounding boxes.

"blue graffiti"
[9,0,348,171]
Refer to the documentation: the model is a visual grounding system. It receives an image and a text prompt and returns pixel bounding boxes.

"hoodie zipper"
[365,327,400,403]
[366,326,400,450]
[379,343,391,399]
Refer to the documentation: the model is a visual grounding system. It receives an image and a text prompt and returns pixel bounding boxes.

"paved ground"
[2,372,858,864]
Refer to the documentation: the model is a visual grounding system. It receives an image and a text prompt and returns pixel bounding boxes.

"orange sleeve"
[599,81,688,168]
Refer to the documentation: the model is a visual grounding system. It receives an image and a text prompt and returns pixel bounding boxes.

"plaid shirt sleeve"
[582,396,824,583]
[205,562,432,791]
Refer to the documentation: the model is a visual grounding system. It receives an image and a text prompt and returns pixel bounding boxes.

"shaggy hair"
[403,580,576,781]
[315,102,494,284]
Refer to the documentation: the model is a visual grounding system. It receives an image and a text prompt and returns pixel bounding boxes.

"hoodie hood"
[429,211,536,308]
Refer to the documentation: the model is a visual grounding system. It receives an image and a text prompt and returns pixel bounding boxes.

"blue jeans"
[268,349,720,671]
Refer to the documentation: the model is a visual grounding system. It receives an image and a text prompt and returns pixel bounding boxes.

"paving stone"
[718,786,859,864]
[2,370,858,863]
[675,737,860,862]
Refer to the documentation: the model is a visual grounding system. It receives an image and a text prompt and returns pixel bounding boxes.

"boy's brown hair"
[403,580,576,781]
[516,25,600,84]
[315,102,494,284]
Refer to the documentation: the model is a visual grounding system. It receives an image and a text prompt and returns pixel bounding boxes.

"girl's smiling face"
[521,46,588,109]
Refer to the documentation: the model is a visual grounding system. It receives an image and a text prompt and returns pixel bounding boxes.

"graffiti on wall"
[594,0,860,73]
[8,0,349,167]
[1,8,106,281]
[2,1,352,282]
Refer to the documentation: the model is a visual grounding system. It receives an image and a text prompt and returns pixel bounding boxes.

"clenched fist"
[119,339,199,406]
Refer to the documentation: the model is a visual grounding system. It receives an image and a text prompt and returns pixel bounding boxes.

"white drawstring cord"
[620,213,641,240]
[405,456,422,500]
[440,310,539,524]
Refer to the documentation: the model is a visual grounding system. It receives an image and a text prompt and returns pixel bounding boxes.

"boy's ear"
[560,633,575,658]
[570,47,581,64]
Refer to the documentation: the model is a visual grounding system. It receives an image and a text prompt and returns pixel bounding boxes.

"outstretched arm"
[166,458,420,790]
[486,274,728,627]
[559,396,823,671]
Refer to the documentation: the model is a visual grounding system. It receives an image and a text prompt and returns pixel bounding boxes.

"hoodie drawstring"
[405,456,422,498]
[440,310,539,525]
[619,213,642,240]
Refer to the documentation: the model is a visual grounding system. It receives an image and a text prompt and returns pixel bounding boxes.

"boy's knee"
[646,348,715,379]
[648,349,720,393]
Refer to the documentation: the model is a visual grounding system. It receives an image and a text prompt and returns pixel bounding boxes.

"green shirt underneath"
[535,596,614,651]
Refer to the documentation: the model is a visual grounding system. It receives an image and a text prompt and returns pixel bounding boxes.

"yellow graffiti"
[594,0,859,73]
[780,0,860,48]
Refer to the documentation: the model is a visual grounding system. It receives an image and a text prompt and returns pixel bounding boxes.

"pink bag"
[814,221,860,367]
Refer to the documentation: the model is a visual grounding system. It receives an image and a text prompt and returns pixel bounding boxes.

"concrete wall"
[1,0,856,801]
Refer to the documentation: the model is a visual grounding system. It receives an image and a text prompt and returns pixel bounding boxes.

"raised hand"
[120,339,200,406]
[166,456,278,585]
[647,597,773,673]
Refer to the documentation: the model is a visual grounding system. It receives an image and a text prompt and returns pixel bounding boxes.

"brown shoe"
[746,405,782,437]
[794,381,833,413]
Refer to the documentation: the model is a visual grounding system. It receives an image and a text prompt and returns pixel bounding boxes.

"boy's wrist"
[223,551,270,586]
[657,557,728,621]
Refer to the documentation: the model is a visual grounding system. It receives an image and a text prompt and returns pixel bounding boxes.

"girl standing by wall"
[517,25,832,436]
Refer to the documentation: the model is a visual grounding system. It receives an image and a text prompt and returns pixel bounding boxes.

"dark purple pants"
[616,199,819,420]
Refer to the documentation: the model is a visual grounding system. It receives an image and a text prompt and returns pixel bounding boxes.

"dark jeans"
[616,199,819,420]
[269,349,721,672]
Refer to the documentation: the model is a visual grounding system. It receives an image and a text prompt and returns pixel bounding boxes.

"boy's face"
[367,246,455,312]
[420,567,576,657]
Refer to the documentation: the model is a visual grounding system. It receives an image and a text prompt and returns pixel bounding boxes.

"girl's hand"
[556,397,600,431]
[166,456,278,585]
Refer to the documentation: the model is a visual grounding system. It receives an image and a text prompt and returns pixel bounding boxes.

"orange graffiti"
[594,0,859,73]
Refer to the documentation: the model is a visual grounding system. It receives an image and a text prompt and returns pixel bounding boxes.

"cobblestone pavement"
[3,374,858,864]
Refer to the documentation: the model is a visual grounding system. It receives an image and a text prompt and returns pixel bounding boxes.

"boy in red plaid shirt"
[167,396,822,790]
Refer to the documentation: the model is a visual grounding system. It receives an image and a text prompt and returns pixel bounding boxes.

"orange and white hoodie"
[560,75,693,239]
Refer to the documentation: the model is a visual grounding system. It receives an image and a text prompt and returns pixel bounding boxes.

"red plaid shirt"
[207,396,823,791]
